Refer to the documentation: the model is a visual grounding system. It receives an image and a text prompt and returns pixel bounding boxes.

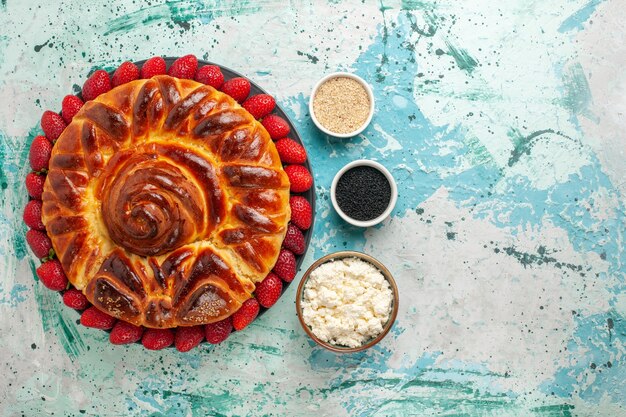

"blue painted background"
[0,0,624,416]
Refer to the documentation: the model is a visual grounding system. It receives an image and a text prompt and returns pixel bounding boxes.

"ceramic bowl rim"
[295,251,399,353]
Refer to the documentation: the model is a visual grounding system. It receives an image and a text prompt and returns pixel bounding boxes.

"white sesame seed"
[312,77,370,134]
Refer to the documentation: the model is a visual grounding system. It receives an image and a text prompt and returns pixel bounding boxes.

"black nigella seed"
[335,166,391,221]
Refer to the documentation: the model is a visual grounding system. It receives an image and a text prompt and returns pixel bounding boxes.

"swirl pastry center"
[101,149,212,257]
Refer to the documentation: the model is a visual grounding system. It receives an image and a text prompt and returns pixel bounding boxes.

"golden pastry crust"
[41,75,290,328]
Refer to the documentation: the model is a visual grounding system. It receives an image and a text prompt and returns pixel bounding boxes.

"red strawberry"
[109,321,144,345]
[255,273,283,308]
[242,94,275,120]
[29,136,52,172]
[80,306,116,329]
[112,61,140,87]
[61,95,84,124]
[175,326,205,352]
[23,200,45,231]
[275,138,307,164]
[289,196,312,230]
[262,114,290,140]
[82,70,111,101]
[283,223,305,255]
[284,165,313,193]
[195,65,224,89]
[40,111,66,142]
[232,298,260,330]
[26,229,53,259]
[142,328,174,350]
[273,249,297,282]
[141,56,167,79]
[36,259,68,291]
[205,317,233,344]
[62,288,89,310]
[167,54,198,79]
[25,172,45,199]
[221,77,250,103]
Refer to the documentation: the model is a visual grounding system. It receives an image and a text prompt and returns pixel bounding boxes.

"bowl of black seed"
[331,160,398,227]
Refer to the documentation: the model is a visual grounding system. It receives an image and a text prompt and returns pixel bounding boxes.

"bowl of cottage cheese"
[296,251,399,353]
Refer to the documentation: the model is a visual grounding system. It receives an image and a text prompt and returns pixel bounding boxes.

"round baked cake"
[41,75,291,328]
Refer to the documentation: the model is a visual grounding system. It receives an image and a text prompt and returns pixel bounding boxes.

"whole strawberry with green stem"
[36,259,68,291]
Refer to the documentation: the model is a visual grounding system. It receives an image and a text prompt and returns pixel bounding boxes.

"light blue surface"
[0,1,625,416]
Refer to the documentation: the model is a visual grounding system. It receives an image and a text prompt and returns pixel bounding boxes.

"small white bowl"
[309,72,375,138]
[330,159,398,227]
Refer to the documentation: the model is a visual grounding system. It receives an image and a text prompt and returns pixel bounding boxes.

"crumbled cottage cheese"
[301,257,393,348]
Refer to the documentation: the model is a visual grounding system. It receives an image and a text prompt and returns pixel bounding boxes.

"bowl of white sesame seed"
[309,72,375,138]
